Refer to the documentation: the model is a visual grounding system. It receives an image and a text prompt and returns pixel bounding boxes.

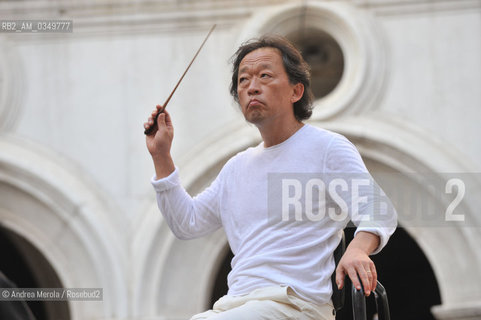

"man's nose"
[247,77,261,95]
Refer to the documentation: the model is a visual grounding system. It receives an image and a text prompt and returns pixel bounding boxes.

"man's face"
[237,47,302,125]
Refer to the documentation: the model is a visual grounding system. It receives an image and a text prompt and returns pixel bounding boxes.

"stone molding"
[0,136,128,320]
[237,1,389,120]
[0,0,478,36]
[432,302,481,320]
[353,0,481,16]
[0,37,23,132]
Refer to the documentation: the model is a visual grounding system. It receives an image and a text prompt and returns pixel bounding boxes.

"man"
[144,36,396,320]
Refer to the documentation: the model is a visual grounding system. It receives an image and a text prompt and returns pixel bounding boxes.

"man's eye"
[261,73,271,78]
[239,77,247,83]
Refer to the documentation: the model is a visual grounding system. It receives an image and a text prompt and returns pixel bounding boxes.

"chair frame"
[331,232,391,320]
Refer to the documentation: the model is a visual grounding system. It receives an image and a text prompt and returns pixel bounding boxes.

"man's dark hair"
[229,35,314,121]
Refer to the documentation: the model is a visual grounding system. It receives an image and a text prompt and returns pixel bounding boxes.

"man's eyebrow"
[239,66,249,74]
[239,63,274,74]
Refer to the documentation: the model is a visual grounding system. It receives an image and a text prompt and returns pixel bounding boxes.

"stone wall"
[0,0,480,319]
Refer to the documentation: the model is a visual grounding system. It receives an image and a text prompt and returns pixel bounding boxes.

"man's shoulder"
[218,143,260,171]
[302,124,348,145]
[228,143,260,162]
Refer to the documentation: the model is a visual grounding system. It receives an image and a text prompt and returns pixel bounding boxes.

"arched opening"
[286,28,344,99]
[0,138,129,319]
[0,224,70,320]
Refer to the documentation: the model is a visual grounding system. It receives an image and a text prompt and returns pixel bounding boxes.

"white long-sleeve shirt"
[151,124,397,305]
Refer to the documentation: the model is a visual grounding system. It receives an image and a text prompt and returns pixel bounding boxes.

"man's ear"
[291,83,304,104]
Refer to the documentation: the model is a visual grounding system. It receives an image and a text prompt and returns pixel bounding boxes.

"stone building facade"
[0,0,480,319]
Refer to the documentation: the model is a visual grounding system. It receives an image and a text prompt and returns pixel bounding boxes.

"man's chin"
[244,111,264,125]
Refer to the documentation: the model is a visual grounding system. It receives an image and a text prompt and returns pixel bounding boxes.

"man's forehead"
[239,47,282,71]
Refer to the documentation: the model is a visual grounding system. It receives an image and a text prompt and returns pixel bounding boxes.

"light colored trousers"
[190,285,335,320]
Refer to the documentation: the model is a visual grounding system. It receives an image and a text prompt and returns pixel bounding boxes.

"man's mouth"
[247,99,262,109]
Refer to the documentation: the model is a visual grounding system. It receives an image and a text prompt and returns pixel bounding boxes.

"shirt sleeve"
[151,166,224,240]
[324,134,397,254]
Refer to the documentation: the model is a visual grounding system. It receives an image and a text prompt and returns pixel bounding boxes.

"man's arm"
[325,135,397,296]
[335,231,379,296]
[144,105,222,240]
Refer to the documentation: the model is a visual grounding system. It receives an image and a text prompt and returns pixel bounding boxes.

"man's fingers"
[151,108,160,119]
[145,105,161,131]
[347,267,361,291]
[163,110,173,127]
[150,106,166,124]
[157,112,166,127]
[144,104,171,137]
[370,266,378,293]
[149,105,163,120]
[338,265,375,296]
[366,263,377,295]
[357,264,377,296]
[359,269,372,296]
[335,265,345,290]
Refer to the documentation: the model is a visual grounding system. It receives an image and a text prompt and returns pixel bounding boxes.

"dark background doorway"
[0,225,70,320]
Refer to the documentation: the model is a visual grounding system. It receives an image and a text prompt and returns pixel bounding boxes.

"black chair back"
[331,232,346,311]
[351,281,391,320]
[330,232,391,320]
